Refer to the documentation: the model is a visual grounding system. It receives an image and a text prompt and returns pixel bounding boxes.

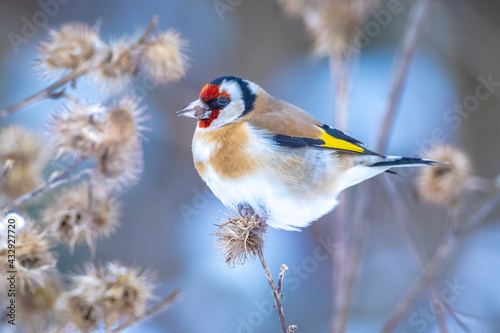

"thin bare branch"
[0,160,89,214]
[0,159,14,189]
[376,0,434,152]
[277,264,289,297]
[257,248,288,333]
[131,15,159,49]
[382,177,448,332]
[330,55,353,131]
[0,71,80,119]
[112,289,181,332]
[0,16,158,119]
[381,186,500,331]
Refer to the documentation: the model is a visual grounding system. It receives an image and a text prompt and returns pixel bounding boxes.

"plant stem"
[0,159,14,189]
[0,16,158,119]
[376,0,434,153]
[0,71,80,119]
[381,188,500,331]
[277,264,288,297]
[131,16,159,49]
[112,290,181,332]
[382,177,448,332]
[381,239,456,333]
[330,55,352,131]
[257,248,288,333]
[0,161,89,214]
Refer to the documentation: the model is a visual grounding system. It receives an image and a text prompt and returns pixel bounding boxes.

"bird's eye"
[218,96,230,106]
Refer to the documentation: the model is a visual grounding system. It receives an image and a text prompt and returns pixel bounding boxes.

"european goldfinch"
[178,76,435,230]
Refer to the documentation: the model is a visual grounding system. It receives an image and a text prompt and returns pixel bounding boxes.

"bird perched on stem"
[178,76,436,230]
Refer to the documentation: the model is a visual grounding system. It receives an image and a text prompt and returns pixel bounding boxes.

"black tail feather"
[371,156,438,168]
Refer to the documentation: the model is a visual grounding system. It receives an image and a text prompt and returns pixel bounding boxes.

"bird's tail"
[370,156,439,168]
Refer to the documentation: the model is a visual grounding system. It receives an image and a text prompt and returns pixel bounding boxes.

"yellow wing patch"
[318,127,365,153]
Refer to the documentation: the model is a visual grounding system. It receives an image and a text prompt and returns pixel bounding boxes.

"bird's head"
[177,76,258,129]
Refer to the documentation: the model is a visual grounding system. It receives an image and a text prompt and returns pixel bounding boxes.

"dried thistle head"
[100,262,154,328]
[97,137,144,190]
[37,22,103,75]
[17,278,61,331]
[278,0,379,58]
[42,183,120,252]
[102,97,148,145]
[0,126,47,198]
[94,40,139,94]
[58,264,106,332]
[0,220,56,293]
[49,102,107,158]
[214,214,265,267]
[417,145,471,207]
[60,262,154,330]
[143,30,189,84]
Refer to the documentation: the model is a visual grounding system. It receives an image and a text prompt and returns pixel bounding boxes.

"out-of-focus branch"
[330,55,353,131]
[0,160,89,214]
[381,187,500,332]
[0,159,14,189]
[333,1,434,330]
[0,16,159,119]
[382,177,448,332]
[381,239,456,333]
[0,71,80,119]
[131,15,159,49]
[112,289,181,332]
[376,0,434,153]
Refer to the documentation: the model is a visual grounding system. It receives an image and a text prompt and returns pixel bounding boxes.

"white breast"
[203,165,339,231]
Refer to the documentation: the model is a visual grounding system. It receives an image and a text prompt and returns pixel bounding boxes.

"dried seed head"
[17,278,60,331]
[38,22,103,75]
[0,125,41,165]
[61,262,154,330]
[143,30,189,84]
[0,126,47,198]
[49,98,147,160]
[0,220,56,293]
[94,40,138,94]
[278,0,379,57]
[42,183,120,252]
[61,295,101,332]
[49,102,107,158]
[2,164,38,199]
[417,145,471,206]
[58,264,106,332]
[100,262,154,328]
[102,97,148,145]
[214,214,265,267]
[97,137,144,190]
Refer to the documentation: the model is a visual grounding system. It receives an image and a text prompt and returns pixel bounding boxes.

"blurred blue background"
[1,0,500,332]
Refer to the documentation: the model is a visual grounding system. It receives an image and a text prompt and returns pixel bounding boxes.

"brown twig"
[330,193,348,333]
[112,289,181,332]
[130,15,159,50]
[257,248,288,333]
[0,160,89,214]
[277,264,289,297]
[331,1,434,331]
[381,188,500,331]
[0,159,14,189]
[0,71,80,119]
[375,0,434,153]
[330,55,353,131]
[0,16,158,119]
[382,177,448,332]
[381,239,456,333]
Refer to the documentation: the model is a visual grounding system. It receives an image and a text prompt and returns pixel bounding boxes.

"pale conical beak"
[176,99,211,120]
